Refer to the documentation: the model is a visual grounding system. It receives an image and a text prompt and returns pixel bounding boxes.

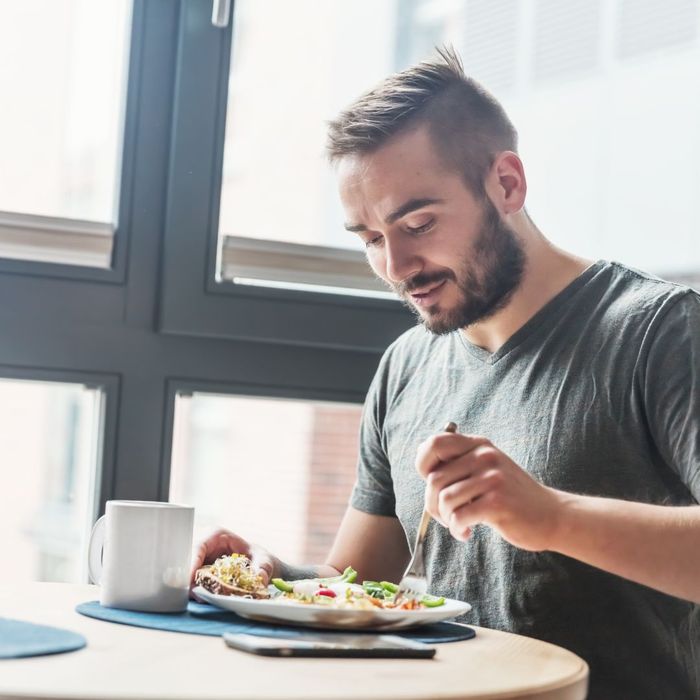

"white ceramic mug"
[87,500,194,613]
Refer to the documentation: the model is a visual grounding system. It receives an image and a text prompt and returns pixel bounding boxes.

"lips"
[409,279,447,306]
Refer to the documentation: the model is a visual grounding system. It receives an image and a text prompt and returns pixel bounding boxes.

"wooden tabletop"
[0,583,588,700]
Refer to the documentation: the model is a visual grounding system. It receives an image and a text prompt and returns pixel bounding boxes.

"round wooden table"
[0,583,588,700]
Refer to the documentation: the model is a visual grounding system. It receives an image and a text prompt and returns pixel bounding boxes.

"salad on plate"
[195,553,446,609]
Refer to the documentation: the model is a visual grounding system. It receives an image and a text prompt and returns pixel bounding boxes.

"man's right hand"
[189,528,276,593]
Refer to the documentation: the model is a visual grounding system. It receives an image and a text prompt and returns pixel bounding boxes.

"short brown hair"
[326,47,518,196]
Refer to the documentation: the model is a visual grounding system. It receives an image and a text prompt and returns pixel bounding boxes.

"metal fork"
[397,421,457,600]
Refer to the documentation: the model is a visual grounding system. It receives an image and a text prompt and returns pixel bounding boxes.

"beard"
[394,198,526,335]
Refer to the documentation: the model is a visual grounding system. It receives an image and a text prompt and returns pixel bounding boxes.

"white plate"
[193,586,471,631]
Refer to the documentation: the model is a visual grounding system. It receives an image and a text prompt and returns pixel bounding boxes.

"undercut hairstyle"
[327,47,518,197]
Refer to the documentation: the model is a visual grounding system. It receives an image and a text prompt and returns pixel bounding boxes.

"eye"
[364,235,384,249]
[405,219,434,235]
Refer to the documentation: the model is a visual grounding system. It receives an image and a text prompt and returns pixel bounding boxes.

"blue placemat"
[0,618,87,659]
[76,601,475,644]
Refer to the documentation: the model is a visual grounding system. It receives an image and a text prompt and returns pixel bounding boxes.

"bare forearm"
[325,508,410,584]
[275,560,341,581]
[550,493,700,603]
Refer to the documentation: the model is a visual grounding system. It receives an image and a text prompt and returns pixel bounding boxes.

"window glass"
[169,393,362,564]
[398,0,700,278]
[0,378,103,583]
[0,0,131,224]
[218,0,400,253]
[219,0,700,281]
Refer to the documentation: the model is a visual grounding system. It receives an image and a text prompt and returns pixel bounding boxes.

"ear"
[486,151,527,215]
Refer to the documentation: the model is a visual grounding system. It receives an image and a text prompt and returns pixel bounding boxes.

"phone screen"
[223,632,436,658]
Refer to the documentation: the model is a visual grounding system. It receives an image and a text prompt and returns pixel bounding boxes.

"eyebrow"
[344,197,443,233]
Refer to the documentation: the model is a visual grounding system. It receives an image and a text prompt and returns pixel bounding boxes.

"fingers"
[416,432,491,479]
[446,492,499,541]
[190,542,206,588]
[189,528,250,588]
[437,468,504,532]
[423,444,499,520]
[418,431,560,552]
[249,546,274,585]
[188,529,275,596]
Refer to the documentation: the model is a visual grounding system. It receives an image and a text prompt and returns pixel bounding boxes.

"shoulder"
[595,261,698,325]
[593,263,700,378]
[379,324,454,375]
[368,325,456,408]
[604,260,696,302]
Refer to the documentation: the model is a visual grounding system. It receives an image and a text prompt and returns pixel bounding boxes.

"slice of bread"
[195,565,270,599]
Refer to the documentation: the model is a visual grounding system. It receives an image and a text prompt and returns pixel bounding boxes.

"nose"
[384,236,422,285]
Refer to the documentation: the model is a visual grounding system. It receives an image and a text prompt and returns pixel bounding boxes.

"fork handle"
[414,421,457,549]
[415,508,432,542]
[414,421,457,547]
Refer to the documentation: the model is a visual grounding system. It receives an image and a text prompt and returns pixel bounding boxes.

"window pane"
[169,394,362,564]
[0,0,131,224]
[218,0,400,253]
[396,0,700,278]
[0,378,103,583]
[219,0,700,283]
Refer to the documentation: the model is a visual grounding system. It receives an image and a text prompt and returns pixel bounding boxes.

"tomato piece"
[316,588,337,598]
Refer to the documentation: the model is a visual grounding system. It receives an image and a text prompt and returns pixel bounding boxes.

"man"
[192,49,699,698]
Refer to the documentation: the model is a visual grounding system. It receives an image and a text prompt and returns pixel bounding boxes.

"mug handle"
[87,515,106,584]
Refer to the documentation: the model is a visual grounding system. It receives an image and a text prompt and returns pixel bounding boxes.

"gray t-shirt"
[351,261,699,699]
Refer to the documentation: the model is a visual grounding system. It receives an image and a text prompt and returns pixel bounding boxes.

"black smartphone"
[223,631,436,658]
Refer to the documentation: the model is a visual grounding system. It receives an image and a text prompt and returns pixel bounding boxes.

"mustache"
[395,270,456,296]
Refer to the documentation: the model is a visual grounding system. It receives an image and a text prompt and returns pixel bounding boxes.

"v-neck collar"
[458,260,608,365]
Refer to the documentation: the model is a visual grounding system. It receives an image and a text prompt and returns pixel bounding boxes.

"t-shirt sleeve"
[641,290,700,502]
[350,363,397,517]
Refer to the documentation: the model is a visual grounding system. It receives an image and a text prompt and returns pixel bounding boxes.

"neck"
[461,216,594,354]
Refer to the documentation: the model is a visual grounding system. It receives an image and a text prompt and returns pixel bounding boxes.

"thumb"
[249,548,275,585]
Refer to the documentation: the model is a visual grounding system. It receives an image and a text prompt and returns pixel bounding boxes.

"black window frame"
[158,0,413,352]
[0,0,400,540]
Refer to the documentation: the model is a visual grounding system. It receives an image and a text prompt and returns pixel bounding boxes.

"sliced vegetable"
[315,566,357,585]
[313,594,336,605]
[342,566,358,583]
[271,566,446,610]
[421,595,445,607]
[271,578,294,593]
[362,581,387,599]
[271,565,357,593]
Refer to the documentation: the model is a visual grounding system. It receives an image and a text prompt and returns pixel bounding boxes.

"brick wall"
[303,404,363,562]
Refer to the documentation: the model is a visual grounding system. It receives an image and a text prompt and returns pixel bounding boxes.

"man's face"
[337,126,525,334]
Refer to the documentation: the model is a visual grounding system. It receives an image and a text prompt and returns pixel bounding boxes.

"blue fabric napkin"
[76,600,475,644]
[0,617,87,659]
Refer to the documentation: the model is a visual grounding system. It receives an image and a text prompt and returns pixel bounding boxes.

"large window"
[0,379,103,583]
[217,1,401,294]
[170,394,361,563]
[0,0,132,270]
[2,0,698,585]
[216,0,700,293]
